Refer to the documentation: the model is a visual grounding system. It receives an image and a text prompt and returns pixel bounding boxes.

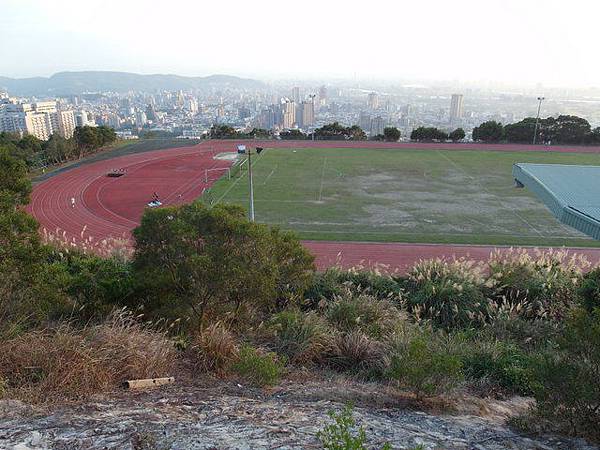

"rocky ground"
[0,375,596,450]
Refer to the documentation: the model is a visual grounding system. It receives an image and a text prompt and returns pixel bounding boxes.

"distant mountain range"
[0,71,266,96]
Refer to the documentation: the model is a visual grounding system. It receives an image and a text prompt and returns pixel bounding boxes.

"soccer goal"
[205,167,231,183]
[229,157,248,178]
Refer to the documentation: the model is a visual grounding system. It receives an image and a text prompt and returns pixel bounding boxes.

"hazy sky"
[1,0,598,87]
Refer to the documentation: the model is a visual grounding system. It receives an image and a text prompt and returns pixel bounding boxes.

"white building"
[0,98,76,139]
[449,94,464,123]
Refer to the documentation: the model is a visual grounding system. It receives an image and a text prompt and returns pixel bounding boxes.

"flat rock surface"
[0,378,596,450]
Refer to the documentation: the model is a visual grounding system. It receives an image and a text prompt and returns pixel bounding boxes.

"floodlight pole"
[248,148,255,222]
[533,96,545,145]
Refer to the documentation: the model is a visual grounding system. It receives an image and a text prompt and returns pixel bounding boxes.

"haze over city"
[2,0,599,88]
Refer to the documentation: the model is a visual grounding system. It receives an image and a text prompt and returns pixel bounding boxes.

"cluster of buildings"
[4,77,591,144]
[0,93,78,140]
[255,95,316,130]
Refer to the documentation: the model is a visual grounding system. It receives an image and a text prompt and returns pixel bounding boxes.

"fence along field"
[203,146,600,247]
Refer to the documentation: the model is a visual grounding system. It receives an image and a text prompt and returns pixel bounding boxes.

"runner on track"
[71,197,75,208]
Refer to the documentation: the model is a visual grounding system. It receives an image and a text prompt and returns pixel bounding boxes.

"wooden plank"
[124,377,175,389]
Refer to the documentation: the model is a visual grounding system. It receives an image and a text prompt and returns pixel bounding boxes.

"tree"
[43,134,77,165]
[547,115,591,144]
[472,121,504,143]
[504,118,538,143]
[0,147,32,210]
[448,128,465,142]
[209,124,238,139]
[314,123,366,141]
[347,125,367,141]
[97,126,117,145]
[280,129,307,140]
[73,126,101,158]
[246,128,271,139]
[410,127,448,142]
[383,127,401,142]
[132,202,315,325]
[0,148,70,332]
[586,127,600,145]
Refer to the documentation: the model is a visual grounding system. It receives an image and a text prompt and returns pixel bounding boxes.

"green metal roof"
[512,163,600,240]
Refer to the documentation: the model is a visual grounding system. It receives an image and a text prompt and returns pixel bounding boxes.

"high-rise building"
[359,112,371,133]
[367,92,379,110]
[135,110,147,128]
[184,97,199,114]
[449,94,464,123]
[282,99,296,129]
[300,96,315,128]
[370,116,385,136]
[292,87,301,103]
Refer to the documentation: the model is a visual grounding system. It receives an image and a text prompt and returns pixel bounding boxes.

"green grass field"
[204,147,600,247]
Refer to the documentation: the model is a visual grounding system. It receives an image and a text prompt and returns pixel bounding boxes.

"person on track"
[71,197,75,208]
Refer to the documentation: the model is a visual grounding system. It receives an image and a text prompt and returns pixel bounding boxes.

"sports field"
[205,147,600,247]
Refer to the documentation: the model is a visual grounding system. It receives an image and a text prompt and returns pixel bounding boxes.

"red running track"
[28,140,600,271]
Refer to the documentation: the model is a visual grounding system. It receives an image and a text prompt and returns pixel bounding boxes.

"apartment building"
[0,98,76,140]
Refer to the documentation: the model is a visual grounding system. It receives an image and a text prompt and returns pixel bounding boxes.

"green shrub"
[232,344,284,387]
[304,270,344,307]
[387,331,463,399]
[481,317,562,353]
[50,251,134,321]
[317,404,391,450]
[529,308,600,443]
[486,249,586,322]
[325,290,404,339]
[268,309,331,364]
[462,341,535,395]
[405,258,490,329]
[578,267,600,313]
[333,268,403,300]
[133,202,314,326]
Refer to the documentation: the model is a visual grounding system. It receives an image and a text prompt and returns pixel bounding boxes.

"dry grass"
[42,227,133,260]
[326,331,387,373]
[0,310,176,403]
[187,322,239,374]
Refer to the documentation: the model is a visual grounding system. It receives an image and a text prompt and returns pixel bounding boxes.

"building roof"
[512,163,600,240]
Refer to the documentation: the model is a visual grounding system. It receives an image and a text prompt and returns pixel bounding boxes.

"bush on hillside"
[325,330,387,376]
[132,202,315,326]
[386,329,463,399]
[462,341,535,396]
[486,249,587,321]
[325,290,405,339]
[187,322,239,374]
[49,250,134,321]
[268,309,331,364]
[405,258,490,329]
[578,267,600,313]
[232,345,285,387]
[528,307,600,443]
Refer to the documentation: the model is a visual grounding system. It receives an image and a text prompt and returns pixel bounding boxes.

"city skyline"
[1,0,599,88]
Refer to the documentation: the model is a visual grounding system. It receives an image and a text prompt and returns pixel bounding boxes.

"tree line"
[0,125,117,169]
[472,115,600,145]
[211,122,404,142]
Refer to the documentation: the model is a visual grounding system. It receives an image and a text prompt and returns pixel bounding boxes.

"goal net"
[229,158,248,178]
[204,167,231,183]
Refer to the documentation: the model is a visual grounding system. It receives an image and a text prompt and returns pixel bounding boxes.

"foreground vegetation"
[1,148,600,445]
